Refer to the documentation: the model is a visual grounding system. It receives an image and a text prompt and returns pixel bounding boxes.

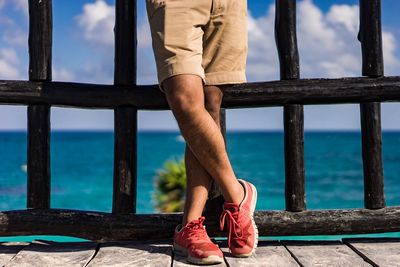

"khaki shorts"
[146,0,248,92]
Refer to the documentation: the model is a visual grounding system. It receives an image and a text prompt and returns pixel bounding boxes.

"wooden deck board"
[5,240,97,267]
[344,238,400,267]
[223,240,299,267]
[87,240,172,267]
[0,238,396,266]
[172,252,227,267]
[172,239,226,267]
[0,242,29,266]
[283,240,371,267]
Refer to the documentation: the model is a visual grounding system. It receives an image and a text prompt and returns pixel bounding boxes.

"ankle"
[224,181,245,205]
[182,215,202,227]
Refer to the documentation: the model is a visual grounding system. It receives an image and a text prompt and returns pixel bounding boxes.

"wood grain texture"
[28,0,52,81]
[1,77,400,109]
[27,105,51,209]
[1,208,400,241]
[344,238,400,267]
[112,107,137,214]
[88,240,172,267]
[112,0,138,214]
[223,241,298,267]
[275,0,299,80]
[358,0,385,210]
[114,0,136,85]
[275,0,305,212]
[284,104,305,211]
[27,0,52,209]
[5,240,97,267]
[283,240,371,267]
[0,242,29,266]
[360,102,385,209]
[358,0,383,76]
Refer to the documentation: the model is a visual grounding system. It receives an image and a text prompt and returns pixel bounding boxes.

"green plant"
[153,158,186,212]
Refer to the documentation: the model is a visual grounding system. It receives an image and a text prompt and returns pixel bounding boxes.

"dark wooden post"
[275,0,305,211]
[358,0,385,209]
[112,0,138,214]
[27,0,52,209]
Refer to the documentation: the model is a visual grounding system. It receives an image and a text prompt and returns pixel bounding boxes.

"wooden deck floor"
[0,238,399,266]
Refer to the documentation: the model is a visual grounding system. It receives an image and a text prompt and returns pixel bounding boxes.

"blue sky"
[0,0,400,130]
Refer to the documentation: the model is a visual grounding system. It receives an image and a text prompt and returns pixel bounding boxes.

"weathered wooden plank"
[114,0,136,85]
[112,107,137,214]
[358,0,385,210]
[223,241,298,267]
[275,0,299,80]
[284,104,305,211]
[275,0,305,212]
[27,105,51,209]
[1,208,400,241]
[6,240,97,267]
[28,0,52,81]
[0,242,29,266]
[112,0,138,214]
[360,102,385,209]
[358,0,383,76]
[88,240,171,267]
[2,77,400,109]
[27,0,52,210]
[344,238,400,267]
[283,240,370,267]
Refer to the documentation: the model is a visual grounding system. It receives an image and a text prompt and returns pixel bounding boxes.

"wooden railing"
[0,0,399,241]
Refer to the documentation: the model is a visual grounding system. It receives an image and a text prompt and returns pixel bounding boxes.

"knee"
[168,93,202,120]
[163,76,204,119]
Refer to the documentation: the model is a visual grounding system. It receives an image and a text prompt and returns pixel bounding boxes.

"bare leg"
[163,74,244,212]
[182,85,223,226]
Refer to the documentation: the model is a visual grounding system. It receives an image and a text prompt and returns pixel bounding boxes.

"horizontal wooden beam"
[1,207,399,241]
[1,76,400,109]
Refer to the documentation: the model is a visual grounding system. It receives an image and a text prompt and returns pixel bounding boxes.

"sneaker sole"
[173,242,224,265]
[233,180,259,258]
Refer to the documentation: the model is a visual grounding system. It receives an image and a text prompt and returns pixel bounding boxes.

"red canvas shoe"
[173,217,224,265]
[220,179,258,257]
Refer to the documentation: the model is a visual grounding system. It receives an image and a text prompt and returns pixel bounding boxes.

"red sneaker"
[219,179,258,257]
[173,217,224,265]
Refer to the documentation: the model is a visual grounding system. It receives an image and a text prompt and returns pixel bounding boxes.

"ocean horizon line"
[1,129,400,133]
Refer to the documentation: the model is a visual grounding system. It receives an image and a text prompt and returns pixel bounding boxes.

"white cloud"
[75,0,114,46]
[1,0,394,130]
[247,0,400,80]
[74,0,157,84]
[326,4,359,33]
[0,0,28,81]
[0,48,21,79]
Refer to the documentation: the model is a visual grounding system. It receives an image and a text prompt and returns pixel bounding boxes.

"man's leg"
[163,74,244,209]
[182,84,224,226]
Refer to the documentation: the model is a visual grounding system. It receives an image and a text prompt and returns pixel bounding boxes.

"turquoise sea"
[1,131,399,242]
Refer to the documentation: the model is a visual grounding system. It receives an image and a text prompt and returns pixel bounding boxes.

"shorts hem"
[204,71,246,86]
[157,62,206,93]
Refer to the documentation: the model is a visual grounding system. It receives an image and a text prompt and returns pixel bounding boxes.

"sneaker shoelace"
[186,217,209,242]
[220,207,246,248]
